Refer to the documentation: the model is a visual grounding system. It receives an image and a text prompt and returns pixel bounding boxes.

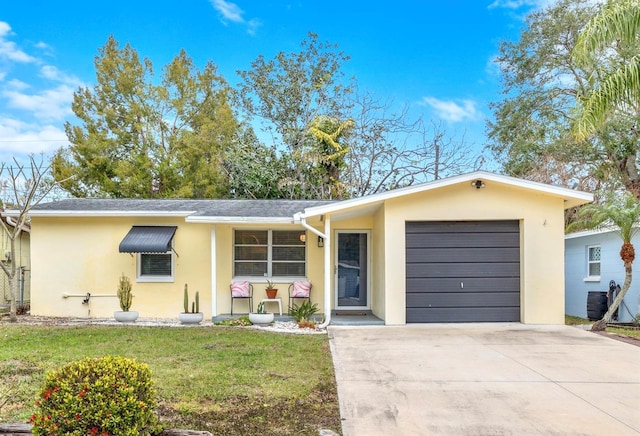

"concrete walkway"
[328,324,640,435]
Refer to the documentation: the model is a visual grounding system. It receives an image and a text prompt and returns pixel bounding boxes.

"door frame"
[334,230,371,310]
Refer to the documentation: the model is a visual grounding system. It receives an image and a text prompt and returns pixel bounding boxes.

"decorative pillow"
[292,280,311,298]
[231,281,250,297]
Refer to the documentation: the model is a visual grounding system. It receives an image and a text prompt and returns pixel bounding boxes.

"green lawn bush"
[30,356,163,436]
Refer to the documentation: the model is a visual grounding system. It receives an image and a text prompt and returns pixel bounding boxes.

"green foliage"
[30,356,162,436]
[487,0,640,194]
[117,275,133,312]
[568,192,640,245]
[265,280,275,291]
[214,316,252,326]
[182,284,199,313]
[572,0,640,137]
[236,32,355,199]
[54,36,242,199]
[256,301,266,314]
[289,300,319,322]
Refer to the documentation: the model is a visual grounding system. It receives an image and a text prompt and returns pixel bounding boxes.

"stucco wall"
[212,223,325,315]
[382,182,566,325]
[565,232,639,322]
[31,216,211,319]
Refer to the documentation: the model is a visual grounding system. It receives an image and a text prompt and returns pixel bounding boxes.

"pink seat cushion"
[292,280,311,298]
[231,281,250,297]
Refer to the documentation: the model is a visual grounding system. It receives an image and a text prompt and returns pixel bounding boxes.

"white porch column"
[210,225,217,317]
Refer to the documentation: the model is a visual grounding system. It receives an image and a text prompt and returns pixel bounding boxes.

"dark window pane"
[141,253,172,276]
[235,230,268,245]
[235,246,268,261]
[272,262,305,277]
[272,246,305,261]
[273,230,305,245]
[235,262,267,276]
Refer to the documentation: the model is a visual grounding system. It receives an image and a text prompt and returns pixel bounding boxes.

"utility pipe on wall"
[297,215,331,328]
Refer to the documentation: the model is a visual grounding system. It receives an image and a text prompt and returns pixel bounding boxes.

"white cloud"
[487,0,554,10]
[0,22,37,63]
[210,0,261,34]
[420,97,482,123]
[3,83,75,121]
[0,118,67,156]
[212,0,244,23]
[40,65,81,86]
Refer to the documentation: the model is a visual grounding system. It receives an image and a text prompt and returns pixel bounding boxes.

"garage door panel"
[405,220,520,323]
[406,292,520,308]
[406,277,520,293]
[406,262,520,278]
[406,307,520,323]
[406,221,519,234]
[406,233,519,248]
[406,247,520,263]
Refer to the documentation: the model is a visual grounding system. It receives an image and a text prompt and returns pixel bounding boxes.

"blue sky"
[0,0,553,167]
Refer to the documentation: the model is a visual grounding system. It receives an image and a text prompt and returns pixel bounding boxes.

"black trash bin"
[587,291,608,320]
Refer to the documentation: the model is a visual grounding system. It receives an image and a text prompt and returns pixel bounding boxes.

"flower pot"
[266,289,278,299]
[179,312,204,325]
[249,312,274,326]
[114,311,139,323]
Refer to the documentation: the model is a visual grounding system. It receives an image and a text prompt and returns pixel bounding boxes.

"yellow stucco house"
[28,171,592,325]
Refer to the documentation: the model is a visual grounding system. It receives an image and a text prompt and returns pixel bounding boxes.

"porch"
[212,310,383,326]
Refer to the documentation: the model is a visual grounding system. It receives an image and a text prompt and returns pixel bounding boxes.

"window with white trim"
[587,245,601,278]
[137,252,174,282]
[234,230,306,278]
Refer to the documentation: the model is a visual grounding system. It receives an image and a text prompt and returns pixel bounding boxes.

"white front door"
[335,231,370,309]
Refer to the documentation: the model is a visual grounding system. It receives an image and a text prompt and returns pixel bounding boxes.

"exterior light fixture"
[471,180,485,189]
[299,233,306,243]
[318,236,324,247]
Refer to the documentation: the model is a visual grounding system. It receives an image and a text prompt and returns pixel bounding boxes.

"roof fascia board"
[27,211,194,217]
[185,216,295,224]
[301,171,593,217]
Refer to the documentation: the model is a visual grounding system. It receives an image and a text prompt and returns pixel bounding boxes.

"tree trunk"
[591,264,632,331]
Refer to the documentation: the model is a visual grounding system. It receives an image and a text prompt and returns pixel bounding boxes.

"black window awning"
[119,226,177,253]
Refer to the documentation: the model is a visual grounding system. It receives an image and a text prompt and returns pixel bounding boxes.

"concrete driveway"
[328,324,640,435]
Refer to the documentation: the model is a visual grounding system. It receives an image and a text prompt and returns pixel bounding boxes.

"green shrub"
[30,356,163,436]
[289,300,319,323]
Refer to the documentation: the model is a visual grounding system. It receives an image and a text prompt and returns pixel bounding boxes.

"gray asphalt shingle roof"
[31,198,335,218]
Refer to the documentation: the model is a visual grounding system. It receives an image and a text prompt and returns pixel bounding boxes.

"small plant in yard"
[290,300,319,328]
[117,274,133,311]
[214,316,252,326]
[256,301,267,314]
[30,356,163,436]
[183,283,200,313]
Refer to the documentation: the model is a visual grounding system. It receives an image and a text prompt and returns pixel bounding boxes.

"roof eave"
[28,211,195,217]
[185,216,296,224]
[300,171,593,217]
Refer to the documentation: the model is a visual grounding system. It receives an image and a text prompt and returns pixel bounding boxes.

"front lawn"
[0,323,341,435]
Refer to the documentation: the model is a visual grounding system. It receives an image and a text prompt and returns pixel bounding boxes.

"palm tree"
[568,192,640,331]
[572,0,640,138]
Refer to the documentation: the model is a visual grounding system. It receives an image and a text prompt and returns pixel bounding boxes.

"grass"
[0,323,341,435]
[606,326,640,339]
[565,314,592,325]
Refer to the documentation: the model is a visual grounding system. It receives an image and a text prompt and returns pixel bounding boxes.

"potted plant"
[179,283,204,324]
[114,274,139,323]
[249,302,274,326]
[265,280,278,299]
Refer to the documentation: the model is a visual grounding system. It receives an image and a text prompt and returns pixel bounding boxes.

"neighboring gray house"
[565,229,639,323]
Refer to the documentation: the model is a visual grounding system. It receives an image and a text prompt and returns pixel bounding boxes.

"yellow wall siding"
[30,217,211,319]
[213,224,325,315]
[371,206,386,320]
[382,183,566,324]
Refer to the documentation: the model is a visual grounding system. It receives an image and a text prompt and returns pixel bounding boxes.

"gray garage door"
[406,221,520,323]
